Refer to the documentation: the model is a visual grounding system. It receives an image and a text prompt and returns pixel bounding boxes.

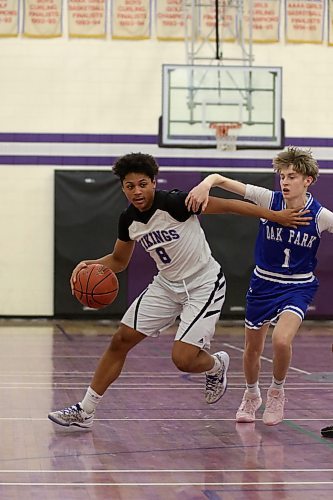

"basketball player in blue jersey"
[186,146,333,426]
[48,152,311,429]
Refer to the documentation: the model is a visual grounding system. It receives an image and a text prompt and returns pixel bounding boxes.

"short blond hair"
[273,146,319,184]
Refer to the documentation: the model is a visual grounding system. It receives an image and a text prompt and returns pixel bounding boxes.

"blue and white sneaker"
[205,351,230,404]
[48,403,95,428]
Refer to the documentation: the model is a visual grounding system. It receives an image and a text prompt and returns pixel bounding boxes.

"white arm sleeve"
[318,207,333,234]
[245,184,273,209]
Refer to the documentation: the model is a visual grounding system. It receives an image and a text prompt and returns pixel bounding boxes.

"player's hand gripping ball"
[73,264,119,309]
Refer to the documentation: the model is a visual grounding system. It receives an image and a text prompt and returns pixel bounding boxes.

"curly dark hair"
[112,153,159,183]
[273,146,319,184]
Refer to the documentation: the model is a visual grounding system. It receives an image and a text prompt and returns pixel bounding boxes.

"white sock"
[246,381,260,396]
[270,377,285,390]
[80,386,103,414]
[206,354,222,375]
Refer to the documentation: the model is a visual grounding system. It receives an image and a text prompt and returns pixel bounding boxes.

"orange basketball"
[73,264,119,309]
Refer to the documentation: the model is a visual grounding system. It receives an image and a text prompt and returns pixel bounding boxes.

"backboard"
[160,64,283,149]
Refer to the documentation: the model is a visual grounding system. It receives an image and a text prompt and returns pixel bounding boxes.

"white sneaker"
[236,390,262,423]
[48,403,95,428]
[263,388,286,426]
[205,351,230,404]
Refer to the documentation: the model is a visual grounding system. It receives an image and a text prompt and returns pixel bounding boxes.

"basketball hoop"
[210,122,241,152]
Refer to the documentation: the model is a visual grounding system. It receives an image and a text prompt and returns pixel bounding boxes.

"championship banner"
[199,0,237,42]
[155,0,184,40]
[285,0,324,43]
[23,0,62,37]
[68,0,106,38]
[329,0,333,45]
[0,0,19,36]
[243,0,280,42]
[111,0,151,39]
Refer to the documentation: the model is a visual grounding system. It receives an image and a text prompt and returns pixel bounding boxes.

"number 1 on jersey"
[282,248,291,268]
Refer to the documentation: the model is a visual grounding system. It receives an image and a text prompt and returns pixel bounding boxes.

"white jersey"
[118,190,214,281]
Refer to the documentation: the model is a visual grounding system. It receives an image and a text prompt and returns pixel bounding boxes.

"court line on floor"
[0,385,331,390]
[223,343,311,375]
[0,355,174,359]
[0,481,332,486]
[222,341,333,447]
[283,420,333,448]
[1,381,331,385]
[0,371,297,376]
[0,468,332,473]
[0,417,331,422]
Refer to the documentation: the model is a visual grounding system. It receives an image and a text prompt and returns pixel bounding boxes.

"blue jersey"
[244,185,333,328]
[254,191,322,284]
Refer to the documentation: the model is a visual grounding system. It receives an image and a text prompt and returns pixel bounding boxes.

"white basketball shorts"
[121,258,226,349]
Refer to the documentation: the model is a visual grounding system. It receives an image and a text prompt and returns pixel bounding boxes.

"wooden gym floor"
[0,318,333,499]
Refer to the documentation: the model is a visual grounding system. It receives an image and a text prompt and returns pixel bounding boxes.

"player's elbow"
[117,262,129,273]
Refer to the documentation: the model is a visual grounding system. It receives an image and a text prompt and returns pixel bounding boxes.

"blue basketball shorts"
[245,274,319,330]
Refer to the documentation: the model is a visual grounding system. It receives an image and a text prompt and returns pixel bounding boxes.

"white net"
[210,123,241,152]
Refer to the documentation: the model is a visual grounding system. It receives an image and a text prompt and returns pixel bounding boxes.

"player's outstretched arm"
[70,239,135,293]
[204,196,312,228]
[186,174,246,212]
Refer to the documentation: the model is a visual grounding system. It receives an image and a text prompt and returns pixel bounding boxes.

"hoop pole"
[215,0,219,60]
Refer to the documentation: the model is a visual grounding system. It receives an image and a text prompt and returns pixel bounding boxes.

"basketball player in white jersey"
[48,152,311,428]
[186,146,333,426]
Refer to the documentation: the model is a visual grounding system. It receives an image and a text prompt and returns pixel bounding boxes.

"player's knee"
[109,331,125,351]
[244,343,263,359]
[110,329,135,353]
[273,336,291,352]
[171,351,193,372]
